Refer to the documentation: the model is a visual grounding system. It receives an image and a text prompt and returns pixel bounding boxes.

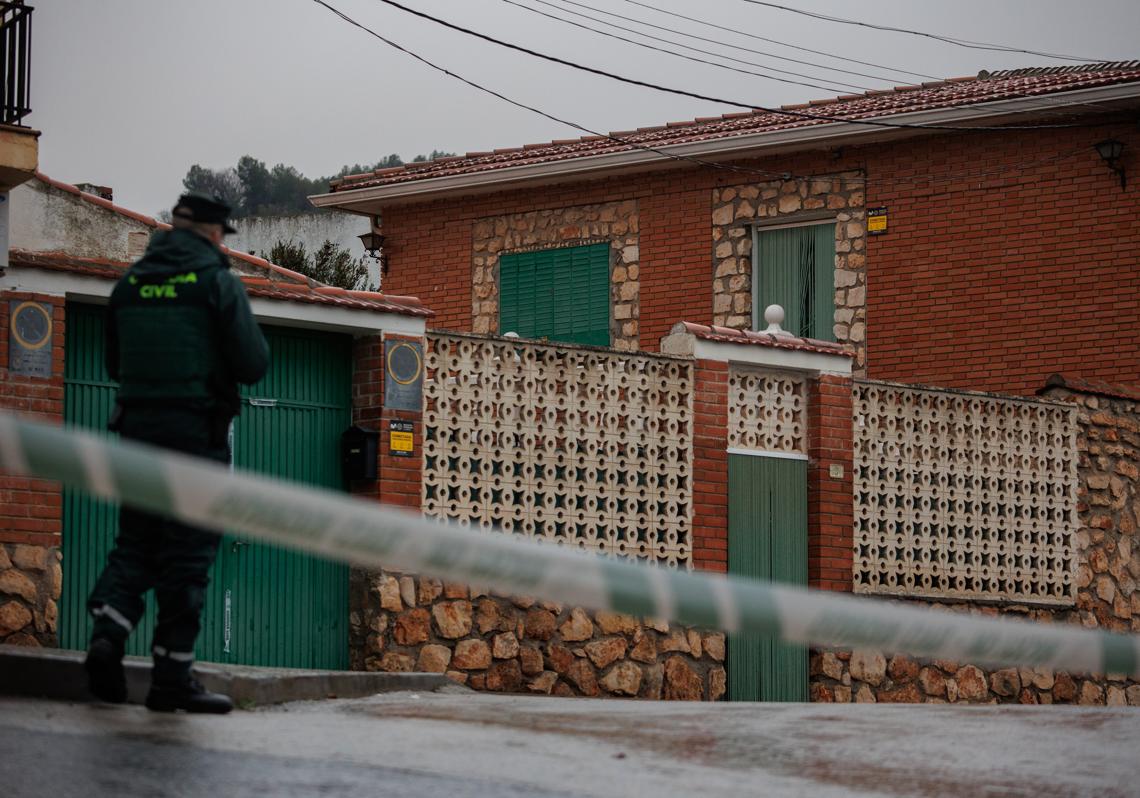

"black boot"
[145,678,233,714]
[84,636,127,704]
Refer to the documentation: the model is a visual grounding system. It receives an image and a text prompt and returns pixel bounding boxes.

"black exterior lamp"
[358,230,388,274]
[1094,139,1126,190]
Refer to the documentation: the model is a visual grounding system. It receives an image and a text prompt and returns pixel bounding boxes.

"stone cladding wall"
[471,201,640,350]
[0,544,62,646]
[350,569,727,700]
[710,174,866,371]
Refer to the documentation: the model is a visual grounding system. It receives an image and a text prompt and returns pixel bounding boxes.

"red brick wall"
[0,292,65,548]
[808,374,854,591]
[349,333,423,511]
[691,359,728,572]
[379,120,1137,393]
[863,121,1140,395]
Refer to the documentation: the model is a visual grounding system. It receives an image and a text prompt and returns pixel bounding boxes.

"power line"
[310,0,1100,192]
[548,0,1122,122]
[535,0,895,85]
[617,0,940,82]
[365,0,1105,132]
[526,0,1125,124]
[737,0,1104,63]
[498,0,867,95]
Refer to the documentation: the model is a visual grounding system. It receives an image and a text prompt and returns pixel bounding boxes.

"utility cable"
[533,0,894,85]
[617,0,939,82]
[737,0,1104,63]
[363,0,1107,132]
[498,0,867,95]
[311,0,1102,191]
[607,0,1126,119]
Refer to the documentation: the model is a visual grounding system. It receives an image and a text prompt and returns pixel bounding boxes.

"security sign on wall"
[388,420,414,458]
[384,338,424,412]
[867,207,888,235]
[8,300,53,377]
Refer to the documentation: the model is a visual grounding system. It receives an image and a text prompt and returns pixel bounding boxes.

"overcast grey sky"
[33,0,1140,216]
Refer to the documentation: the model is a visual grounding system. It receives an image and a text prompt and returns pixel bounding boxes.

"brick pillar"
[0,292,66,646]
[807,373,854,591]
[349,334,383,501]
[348,331,424,668]
[691,359,729,572]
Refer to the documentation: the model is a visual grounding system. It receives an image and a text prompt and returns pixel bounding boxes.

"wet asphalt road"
[2,691,1137,797]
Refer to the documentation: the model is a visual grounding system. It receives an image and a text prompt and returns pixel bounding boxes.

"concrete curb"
[0,644,459,707]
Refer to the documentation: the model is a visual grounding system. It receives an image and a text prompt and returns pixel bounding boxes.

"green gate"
[726,453,808,701]
[60,303,351,669]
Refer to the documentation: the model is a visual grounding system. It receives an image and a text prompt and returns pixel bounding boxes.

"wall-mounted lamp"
[1094,139,1126,190]
[358,230,388,274]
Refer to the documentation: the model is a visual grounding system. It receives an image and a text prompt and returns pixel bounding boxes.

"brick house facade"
[315,63,1140,704]
[319,62,1140,396]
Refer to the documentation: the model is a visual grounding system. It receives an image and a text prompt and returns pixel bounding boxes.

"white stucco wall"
[226,210,377,284]
[9,179,153,261]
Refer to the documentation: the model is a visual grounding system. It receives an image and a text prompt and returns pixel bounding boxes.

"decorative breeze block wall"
[728,367,808,455]
[422,333,694,565]
[852,381,1079,605]
[472,200,640,350]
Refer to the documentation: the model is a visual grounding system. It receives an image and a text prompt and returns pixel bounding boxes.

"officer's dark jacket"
[106,228,269,416]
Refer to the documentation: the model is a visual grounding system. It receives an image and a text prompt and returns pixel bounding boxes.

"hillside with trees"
[182,151,454,218]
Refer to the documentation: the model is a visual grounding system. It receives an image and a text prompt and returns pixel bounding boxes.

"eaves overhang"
[311,82,1140,215]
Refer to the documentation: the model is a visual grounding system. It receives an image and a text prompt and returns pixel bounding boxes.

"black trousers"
[87,407,229,683]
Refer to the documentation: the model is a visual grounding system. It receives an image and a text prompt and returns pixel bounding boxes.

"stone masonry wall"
[810,384,1140,706]
[711,174,866,372]
[471,201,640,351]
[0,544,62,647]
[351,569,726,700]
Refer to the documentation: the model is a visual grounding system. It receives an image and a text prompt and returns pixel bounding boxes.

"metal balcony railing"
[0,0,31,126]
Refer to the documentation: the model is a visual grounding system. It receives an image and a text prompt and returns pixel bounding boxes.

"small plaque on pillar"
[384,339,423,412]
[8,300,53,377]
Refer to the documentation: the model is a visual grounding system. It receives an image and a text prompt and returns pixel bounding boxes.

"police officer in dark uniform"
[84,192,269,714]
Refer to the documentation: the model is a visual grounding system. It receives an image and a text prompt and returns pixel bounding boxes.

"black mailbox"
[341,425,379,481]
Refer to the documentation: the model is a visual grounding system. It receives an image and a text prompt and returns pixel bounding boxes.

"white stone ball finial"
[763,304,788,335]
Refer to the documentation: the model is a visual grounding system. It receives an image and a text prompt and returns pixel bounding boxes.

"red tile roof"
[1038,373,1140,403]
[9,249,432,317]
[673,321,853,358]
[331,61,1140,192]
[22,175,432,318]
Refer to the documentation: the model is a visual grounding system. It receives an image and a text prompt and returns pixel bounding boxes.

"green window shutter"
[753,222,836,342]
[499,243,610,346]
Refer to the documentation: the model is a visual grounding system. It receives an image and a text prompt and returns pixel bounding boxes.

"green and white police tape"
[1,413,1137,678]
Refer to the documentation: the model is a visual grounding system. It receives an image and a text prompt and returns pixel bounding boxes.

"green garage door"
[727,453,808,701]
[60,303,351,669]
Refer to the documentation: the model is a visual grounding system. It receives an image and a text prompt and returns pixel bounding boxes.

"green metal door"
[61,303,351,669]
[727,453,808,701]
[201,328,352,668]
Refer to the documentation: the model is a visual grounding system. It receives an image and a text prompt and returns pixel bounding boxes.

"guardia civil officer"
[84,192,269,713]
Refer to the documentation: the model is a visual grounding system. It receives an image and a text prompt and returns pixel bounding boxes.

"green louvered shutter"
[499,243,610,346]
[753,222,836,342]
[727,453,808,702]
